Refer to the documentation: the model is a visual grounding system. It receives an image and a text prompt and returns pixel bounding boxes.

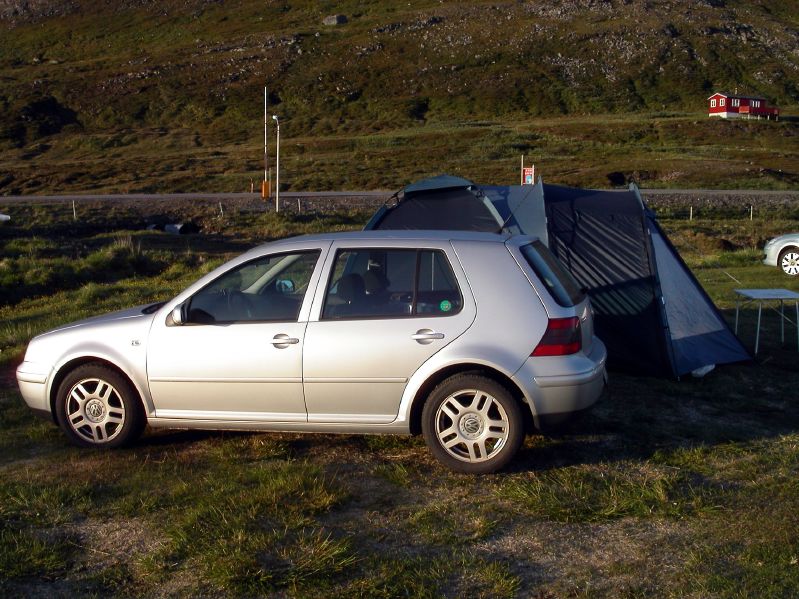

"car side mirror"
[171,304,185,325]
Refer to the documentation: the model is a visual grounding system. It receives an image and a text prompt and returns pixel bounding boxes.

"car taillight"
[532,317,581,356]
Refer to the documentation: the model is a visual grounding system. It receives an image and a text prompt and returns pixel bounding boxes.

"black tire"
[421,374,524,474]
[778,247,799,276]
[55,364,146,448]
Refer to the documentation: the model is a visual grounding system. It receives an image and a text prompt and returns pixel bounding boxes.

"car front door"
[147,246,326,422]
[302,244,476,423]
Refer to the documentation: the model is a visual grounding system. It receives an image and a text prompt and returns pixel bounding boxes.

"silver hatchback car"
[17,231,607,473]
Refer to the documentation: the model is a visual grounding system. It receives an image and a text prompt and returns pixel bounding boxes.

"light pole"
[272,114,280,212]
[268,88,272,199]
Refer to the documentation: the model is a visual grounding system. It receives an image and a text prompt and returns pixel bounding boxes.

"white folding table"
[734,288,799,355]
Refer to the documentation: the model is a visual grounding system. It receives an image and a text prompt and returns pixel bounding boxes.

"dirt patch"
[60,517,166,572]
[480,518,690,595]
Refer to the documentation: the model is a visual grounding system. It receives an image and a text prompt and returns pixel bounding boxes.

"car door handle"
[412,329,445,344]
[271,334,299,348]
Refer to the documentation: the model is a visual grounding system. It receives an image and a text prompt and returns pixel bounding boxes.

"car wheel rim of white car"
[434,389,509,463]
[66,377,126,444]
[782,252,799,276]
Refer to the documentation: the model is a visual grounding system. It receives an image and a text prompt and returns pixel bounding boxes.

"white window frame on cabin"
[711,99,717,108]
[720,98,725,107]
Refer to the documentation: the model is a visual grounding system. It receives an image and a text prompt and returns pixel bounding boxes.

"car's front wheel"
[422,374,524,474]
[55,364,145,448]
[779,248,799,276]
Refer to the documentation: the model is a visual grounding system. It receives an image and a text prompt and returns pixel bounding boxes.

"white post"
[689,206,693,221]
[72,200,77,221]
[272,115,280,213]
[520,155,524,185]
[750,205,753,221]
[263,88,268,198]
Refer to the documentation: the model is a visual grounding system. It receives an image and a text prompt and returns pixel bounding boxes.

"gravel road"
[1,189,797,223]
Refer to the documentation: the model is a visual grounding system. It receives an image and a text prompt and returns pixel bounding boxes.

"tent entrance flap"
[543,185,673,376]
[648,218,750,375]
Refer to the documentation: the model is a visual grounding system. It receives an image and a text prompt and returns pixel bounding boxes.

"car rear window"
[520,241,585,307]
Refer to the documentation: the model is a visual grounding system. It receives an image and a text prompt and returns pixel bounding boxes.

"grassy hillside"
[1,0,798,193]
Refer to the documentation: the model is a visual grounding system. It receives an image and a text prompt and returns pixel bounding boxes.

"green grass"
[1,206,799,596]
[500,462,724,523]
[0,526,75,580]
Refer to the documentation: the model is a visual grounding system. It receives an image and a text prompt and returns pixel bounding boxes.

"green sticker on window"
[439,300,452,312]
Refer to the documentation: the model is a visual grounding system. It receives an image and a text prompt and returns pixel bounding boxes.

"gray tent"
[366,175,750,377]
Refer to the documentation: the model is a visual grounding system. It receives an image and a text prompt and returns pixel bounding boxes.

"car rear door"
[302,240,476,424]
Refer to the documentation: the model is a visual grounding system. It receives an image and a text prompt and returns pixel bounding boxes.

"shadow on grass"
[509,306,798,473]
[134,428,256,447]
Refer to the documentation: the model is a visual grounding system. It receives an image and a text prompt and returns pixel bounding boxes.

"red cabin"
[708,92,780,120]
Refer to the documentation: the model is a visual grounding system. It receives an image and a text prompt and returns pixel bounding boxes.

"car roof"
[259,229,528,249]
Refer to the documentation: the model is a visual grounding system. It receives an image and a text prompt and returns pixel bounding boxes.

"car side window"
[416,250,462,315]
[322,248,462,319]
[186,250,320,324]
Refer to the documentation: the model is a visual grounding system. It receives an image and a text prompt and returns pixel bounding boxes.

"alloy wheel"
[65,377,127,444]
[781,251,799,276]
[434,388,510,463]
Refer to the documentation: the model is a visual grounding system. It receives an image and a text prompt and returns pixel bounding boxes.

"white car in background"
[764,233,799,276]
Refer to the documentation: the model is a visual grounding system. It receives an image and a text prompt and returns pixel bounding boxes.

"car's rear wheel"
[422,374,524,474]
[55,364,145,448]
[779,248,799,276]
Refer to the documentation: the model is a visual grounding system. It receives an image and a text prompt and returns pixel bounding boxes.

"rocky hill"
[1,0,798,192]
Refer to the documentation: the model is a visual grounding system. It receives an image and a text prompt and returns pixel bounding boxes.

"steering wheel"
[224,289,254,320]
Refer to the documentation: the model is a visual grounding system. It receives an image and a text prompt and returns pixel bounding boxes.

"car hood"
[37,303,162,338]
[768,233,799,245]
[21,302,166,383]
